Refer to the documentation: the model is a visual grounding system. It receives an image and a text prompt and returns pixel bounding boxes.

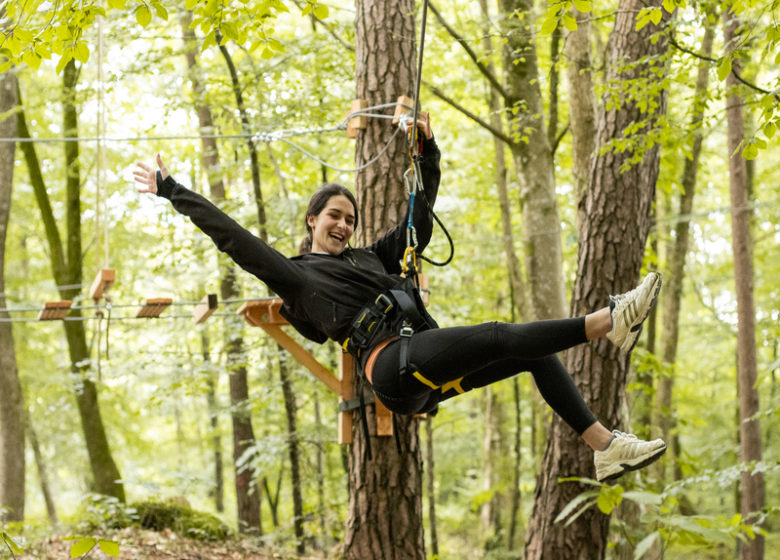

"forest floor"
[16,527,329,560]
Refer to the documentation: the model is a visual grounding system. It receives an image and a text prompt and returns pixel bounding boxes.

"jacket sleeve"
[155,173,305,299]
[366,136,442,274]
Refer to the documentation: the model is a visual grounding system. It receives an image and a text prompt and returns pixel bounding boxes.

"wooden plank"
[237,299,287,326]
[193,293,218,324]
[346,99,368,138]
[261,324,342,395]
[375,399,393,437]
[136,298,172,318]
[338,352,355,444]
[89,269,115,301]
[37,300,72,321]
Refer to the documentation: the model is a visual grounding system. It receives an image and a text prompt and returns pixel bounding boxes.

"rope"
[409,0,430,153]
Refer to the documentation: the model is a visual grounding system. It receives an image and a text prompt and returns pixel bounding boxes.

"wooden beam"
[393,94,414,124]
[346,99,368,138]
[375,399,393,437]
[338,352,355,444]
[37,300,72,321]
[237,299,287,326]
[260,324,342,396]
[193,293,218,324]
[90,269,115,301]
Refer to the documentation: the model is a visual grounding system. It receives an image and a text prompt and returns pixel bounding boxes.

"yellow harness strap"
[412,370,440,390]
[441,377,465,394]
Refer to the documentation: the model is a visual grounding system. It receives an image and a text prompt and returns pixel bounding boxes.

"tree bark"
[656,22,714,481]
[17,63,124,502]
[524,2,669,558]
[345,2,425,558]
[564,3,596,229]
[0,65,25,523]
[200,331,224,513]
[500,0,566,321]
[424,416,438,559]
[723,9,765,560]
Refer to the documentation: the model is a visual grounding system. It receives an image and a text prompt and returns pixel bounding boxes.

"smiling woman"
[133,119,666,483]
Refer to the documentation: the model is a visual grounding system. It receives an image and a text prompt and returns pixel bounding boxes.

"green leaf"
[55,52,73,74]
[0,60,11,74]
[98,539,120,557]
[649,8,662,25]
[136,4,152,27]
[717,57,732,81]
[562,12,578,31]
[301,4,312,16]
[23,49,42,69]
[763,121,776,139]
[2,532,23,554]
[108,0,126,8]
[623,490,663,505]
[261,47,274,59]
[73,41,90,63]
[634,532,660,559]
[153,2,169,20]
[554,491,599,524]
[662,0,676,13]
[201,30,216,52]
[596,484,624,514]
[573,0,591,12]
[70,537,96,558]
[185,0,200,9]
[540,15,558,35]
[313,4,329,19]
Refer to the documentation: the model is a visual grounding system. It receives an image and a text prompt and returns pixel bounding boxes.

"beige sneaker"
[607,272,662,353]
[594,431,667,482]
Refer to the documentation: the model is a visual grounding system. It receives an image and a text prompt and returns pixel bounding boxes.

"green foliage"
[1,530,23,557]
[63,536,119,558]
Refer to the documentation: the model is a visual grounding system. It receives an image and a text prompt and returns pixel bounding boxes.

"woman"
[134,124,665,482]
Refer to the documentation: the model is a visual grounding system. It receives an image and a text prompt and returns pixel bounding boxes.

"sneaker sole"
[598,445,667,483]
[623,273,663,353]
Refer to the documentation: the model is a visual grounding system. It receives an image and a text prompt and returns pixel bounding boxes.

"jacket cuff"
[156,171,177,199]
[422,135,439,155]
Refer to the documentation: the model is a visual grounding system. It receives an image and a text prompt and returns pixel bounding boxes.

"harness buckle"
[399,324,414,338]
[375,293,394,313]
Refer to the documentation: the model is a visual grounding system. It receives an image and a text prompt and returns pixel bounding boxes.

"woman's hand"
[406,112,432,140]
[133,154,169,195]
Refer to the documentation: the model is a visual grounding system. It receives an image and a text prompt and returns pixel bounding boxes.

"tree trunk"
[201,331,224,513]
[313,391,328,549]
[345,2,425,558]
[500,0,565,321]
[723,9,764,560]
[277,348,306,553]
[524,2,669,558]
[17,63,124,502]
[656,22,714,481]
[564,3,596,229]
[508,377,523,551]
[424,416,438,559]
[26,412,59,527]
[0,66,25,523]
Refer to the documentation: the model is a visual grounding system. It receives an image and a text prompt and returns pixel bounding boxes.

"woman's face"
[307,195,356,255]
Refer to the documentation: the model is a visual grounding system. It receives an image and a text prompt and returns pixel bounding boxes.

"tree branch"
[428,0,509,101]
[668,32,779,101]
[290,0,353,52]
[424,80,514,146]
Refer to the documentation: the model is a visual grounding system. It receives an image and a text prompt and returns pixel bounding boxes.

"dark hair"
[298,183,359,254]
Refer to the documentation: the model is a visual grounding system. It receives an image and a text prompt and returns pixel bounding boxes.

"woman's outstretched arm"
[133,155,306,299]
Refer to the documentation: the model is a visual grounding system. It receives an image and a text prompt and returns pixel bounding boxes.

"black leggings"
[369,317,598,435]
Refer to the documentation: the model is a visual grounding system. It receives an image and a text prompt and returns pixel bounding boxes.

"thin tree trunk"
[313,391,328,548]
[180,17,261,533]
[26,412,59,527]
[500,0,566,321]
[0,65,25,523]
[524,2,669,557]
[17,64,124,502]
[201,331,224,513]
[346,2,424,558]
[656,22,715,481]
[277,349,305,554]
[723,9,764,560]
[507,377,522,550]
[424,416,438,559]
[564,3,596,228]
